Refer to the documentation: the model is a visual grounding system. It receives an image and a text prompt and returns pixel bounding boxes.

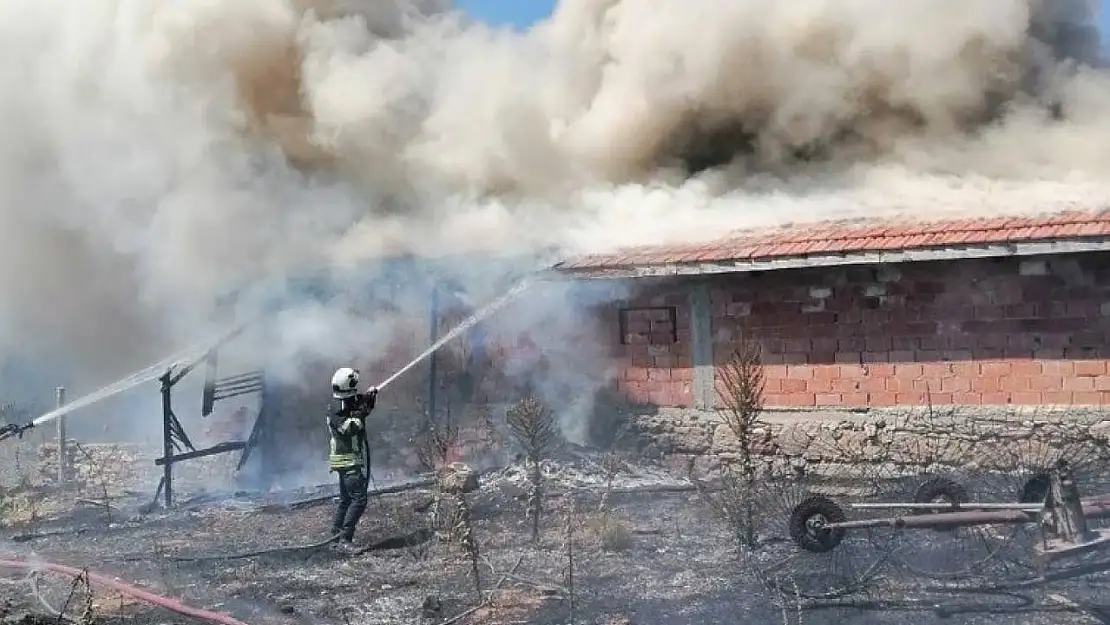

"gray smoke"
[0,0,1106,415]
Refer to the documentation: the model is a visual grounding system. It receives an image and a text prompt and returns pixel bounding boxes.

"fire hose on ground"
[0,558,250,625]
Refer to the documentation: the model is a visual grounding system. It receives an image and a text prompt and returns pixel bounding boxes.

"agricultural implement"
[752,459,1110,602]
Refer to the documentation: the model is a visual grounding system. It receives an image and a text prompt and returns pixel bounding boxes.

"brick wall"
[610,253,1110,408]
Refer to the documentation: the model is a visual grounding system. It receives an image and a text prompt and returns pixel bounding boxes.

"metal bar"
[167,410,195,452]
[213,378,264,391]
[154,441,246,466]
[825,509,1034,531]
[202,349,217,417]
[848,502,1045,511]
[212,387,264,401]
[213,379,264,392]
[160,372,173,508]
[168,360,204,387]
[55,387,66,490]
[236,375,269,473]
[214,371,264,385]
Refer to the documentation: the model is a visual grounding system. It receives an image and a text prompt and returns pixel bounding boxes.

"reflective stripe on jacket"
[327,397,370,471]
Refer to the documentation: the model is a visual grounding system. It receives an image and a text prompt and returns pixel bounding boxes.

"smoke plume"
[0,0,1107,413]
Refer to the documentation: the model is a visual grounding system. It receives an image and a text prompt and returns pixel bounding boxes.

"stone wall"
[631,406,1110,478]
[609,252,1110,408]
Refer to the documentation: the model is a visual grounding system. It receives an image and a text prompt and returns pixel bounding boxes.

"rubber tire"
[1019,473,1050,504]
[912,477,968,532]
[789,494,847,554]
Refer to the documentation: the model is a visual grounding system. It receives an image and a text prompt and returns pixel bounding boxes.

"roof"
[553,209,1110,278]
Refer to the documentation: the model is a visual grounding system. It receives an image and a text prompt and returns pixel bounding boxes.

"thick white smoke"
[0,0,1107,403]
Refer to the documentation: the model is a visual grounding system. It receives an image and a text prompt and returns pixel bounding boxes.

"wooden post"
[160,372,174,508]
[55,387,67,489]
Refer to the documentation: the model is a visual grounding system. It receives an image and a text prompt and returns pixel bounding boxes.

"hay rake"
[753,459,1110,603]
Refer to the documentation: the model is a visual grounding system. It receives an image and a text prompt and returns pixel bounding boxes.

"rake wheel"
[789,495,846,554]
[911,477,968,532]
[746,477,893,603]
[874,472,1020,582]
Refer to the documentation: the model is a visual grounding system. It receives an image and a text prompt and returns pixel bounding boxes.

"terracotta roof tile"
[557,208,1110,272]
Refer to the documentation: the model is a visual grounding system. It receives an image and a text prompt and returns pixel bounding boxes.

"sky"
[457,0,1110,50]
[454,0,557,29]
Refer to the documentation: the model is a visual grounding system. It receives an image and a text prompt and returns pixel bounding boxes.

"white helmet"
[331,367,360,399]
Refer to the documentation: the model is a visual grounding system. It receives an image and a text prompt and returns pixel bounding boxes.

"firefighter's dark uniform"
[328,390,376,543]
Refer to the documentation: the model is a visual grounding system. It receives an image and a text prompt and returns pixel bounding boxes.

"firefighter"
[327,366,377,553]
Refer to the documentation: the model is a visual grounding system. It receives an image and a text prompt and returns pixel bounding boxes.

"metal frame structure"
[152,344,266,508]
[788,460,1110,577]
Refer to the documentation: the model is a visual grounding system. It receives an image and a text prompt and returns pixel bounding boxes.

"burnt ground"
[3,455,1110,625]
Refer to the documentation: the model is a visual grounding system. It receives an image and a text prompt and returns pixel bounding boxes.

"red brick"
[786,366,814,380]
[950,362,981,378]
[1010,391,1042,404]
[971,376,1001,392]
[648,369,671,382]
[815,393,842,405]
[895,364,924,378]
[672,368,693,381]
[895,392,928,404]
[930,393,954,404]
[940,378,971,393]
[766,393,816,407]
[1075,360,1108,376]
[1072,392,1102,405]
[763,378,783,393]
[921,363,954,378]
[886,378,915,393]
[1029,376,1064,391]
[867,363,895,377]
[781,379,808,393]
[807,378,834,393]
[1010,360,1042,377]
[813,366,840,381]
[1042,361,1076,376]
[763,365,788,379]
[981,392,1009,405]
[841,392,869,406]
[869,392,898,406]
[833,378,864,393]
[999,377,1033,392]
[953,392,982,405]
[981,361,1014,376]
[1063,377,1095,392]
[858,377,888,392]
[1041,391,1074,404]
[1096,377,1110,392]
[840,365,867,379]
[625,368,648,381]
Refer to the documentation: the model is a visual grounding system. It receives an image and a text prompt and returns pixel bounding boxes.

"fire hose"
[0,558,250,625]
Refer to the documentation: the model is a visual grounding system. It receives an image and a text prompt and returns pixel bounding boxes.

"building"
[554,209,1110,410]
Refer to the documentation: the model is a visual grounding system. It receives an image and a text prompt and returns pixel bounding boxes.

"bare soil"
[2,453,1110,625]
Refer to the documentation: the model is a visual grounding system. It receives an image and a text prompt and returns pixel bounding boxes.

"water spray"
[374,277,534,391]
[0,273,536,444]
[0,324,247,442]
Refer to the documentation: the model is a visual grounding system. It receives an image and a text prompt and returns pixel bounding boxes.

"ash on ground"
[0,451,1103,625]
